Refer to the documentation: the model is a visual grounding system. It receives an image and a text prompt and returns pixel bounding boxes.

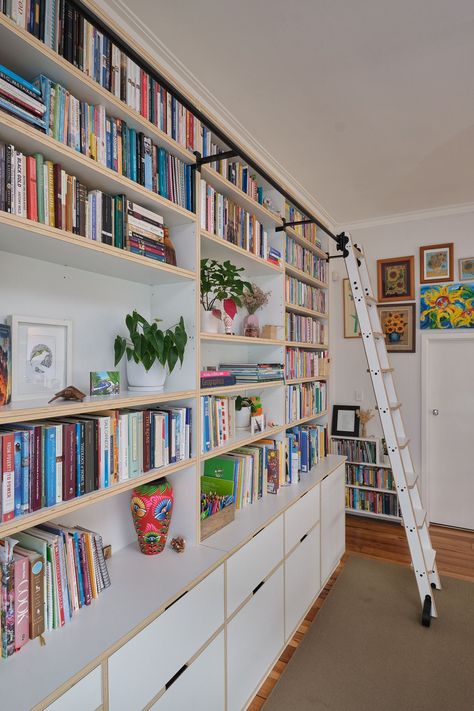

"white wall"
[330,208,474,487]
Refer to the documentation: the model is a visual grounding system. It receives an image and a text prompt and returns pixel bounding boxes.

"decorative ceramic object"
[244,313,260,338]
[201,307,221,333]
[163,228,177,266]
[241,284,270,338]
[131,479,174,555]
[235,407,251,429]
[126,358,166,392]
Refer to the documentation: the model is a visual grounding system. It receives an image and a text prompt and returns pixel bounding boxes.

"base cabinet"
[227,565,285,711]
[284,524,320,641]
[321,466,345,584]
[45,667,102,711]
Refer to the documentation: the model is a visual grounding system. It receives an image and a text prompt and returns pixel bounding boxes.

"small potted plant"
[235,395,257,429]
[200,258,253,333]
[114,310,187,391]
[241,283,270,337]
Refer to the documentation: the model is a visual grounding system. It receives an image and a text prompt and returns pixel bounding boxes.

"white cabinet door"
[108,565,224,711]
[151,632,225,711]
[45,667,102,711]
[284,485,320,554]
[227,566,284,711]
[284,525,320,641]
[321,465,345,585]
[227,515,283,616]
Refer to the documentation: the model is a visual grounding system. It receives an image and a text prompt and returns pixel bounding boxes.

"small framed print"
[250,414,265,434]
[377,256,415,302]
[458,257,474,282]
[8,316,72,402]
[378,303,416,353]
[420,243,453,283]
[90,370,120,396]
[343,279,360,338]
[331,405,360,437]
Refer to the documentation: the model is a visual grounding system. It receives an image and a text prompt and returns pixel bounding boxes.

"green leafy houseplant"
[235,396,258,413]
[114,311,187,374]
[200,258,253,313]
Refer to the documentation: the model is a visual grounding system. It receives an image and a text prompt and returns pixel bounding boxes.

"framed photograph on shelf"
[0,324,12,406]
[458,257,474,282]
[331,405,360,437]
[8,316,72,401]
[420,243,453,283]
[343,278,360,338]
[377,256,415,302]
[378,303,416,353]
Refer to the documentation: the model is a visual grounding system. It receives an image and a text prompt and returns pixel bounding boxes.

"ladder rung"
[397,438,409,449]
[405,470,418,488]
[389,401,401,410]
[372,332,384,339]
[413,507,426,527]
[423,547,436,571]
[353,244,365,258]
[365,295,377,305]
[381,367,394,373]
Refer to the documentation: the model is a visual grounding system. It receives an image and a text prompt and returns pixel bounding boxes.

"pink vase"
[244,314,260,338]
[131,479,174,555]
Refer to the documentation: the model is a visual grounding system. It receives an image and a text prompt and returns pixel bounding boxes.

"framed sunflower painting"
[420,283,474,329]
[420,243,453,283]
[378,304,415,352]
[377,256,415,302]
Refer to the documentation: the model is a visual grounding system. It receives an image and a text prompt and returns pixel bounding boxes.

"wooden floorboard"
[248,515,474,709]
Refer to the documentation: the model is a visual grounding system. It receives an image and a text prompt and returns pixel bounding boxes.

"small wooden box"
[201,504,235,541]
[261,325,279,339]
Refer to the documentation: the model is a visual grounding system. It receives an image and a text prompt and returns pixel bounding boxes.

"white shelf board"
[201,333,285,347]
[284,225,328,258]
[346,509,401,522]
[201,425,284,461]
[285,263,327,289]
[0,542,226,711]
[285,302,328,319]
[286,411,328,428]
[199,380,282,395]
[344,460,391,469]
[0,213,195,286]
[201,229,283,275]
[202,455,346,554]
[346,484,396,495]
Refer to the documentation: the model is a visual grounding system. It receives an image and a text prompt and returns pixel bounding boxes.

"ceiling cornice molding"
[340,201,474,232]
[93,0,337,231]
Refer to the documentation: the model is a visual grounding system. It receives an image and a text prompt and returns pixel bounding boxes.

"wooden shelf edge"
[285,262,328,288]
[200,425,284,461]
[285,376,328,385]
[285,225,328,258]
[201,333,285,346]
[199,380,283,395]
[286,411,328,428]
[285,341,328,350]
[346,509,401,522]
[345,484,397,495]
[285,302,328,319]
[0,457,196,538]
[200,229,283,273]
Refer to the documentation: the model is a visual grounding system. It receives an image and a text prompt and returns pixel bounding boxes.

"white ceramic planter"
[235,407,251,429]
[126,358,167,392]
[201,307,221,333]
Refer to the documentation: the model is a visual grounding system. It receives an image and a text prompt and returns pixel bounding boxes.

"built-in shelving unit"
[0,1,338,708]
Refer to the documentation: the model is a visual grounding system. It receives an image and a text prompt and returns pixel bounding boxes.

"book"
[0,324,12,406]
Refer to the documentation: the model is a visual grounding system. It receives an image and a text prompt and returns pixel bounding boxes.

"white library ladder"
[339,231,441,626]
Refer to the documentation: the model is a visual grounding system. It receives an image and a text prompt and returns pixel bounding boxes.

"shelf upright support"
[194,150,239,172]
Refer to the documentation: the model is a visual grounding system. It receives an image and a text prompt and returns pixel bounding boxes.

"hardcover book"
[0,324,12,406]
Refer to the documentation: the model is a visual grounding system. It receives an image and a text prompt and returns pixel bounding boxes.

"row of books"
[285,348,329,380]
[0,523,110,659]
[0,63,46,130]
[200,180,270,262]
[285,202,319,244]
[345,464,396,491]
[1,2,214,156]
[0,407,192,522]
[285,234,328,282]
[286,382,327,423]
[206,156,265,206]
[331,438,377,464]
[286,423,328,484]
[218,363,284,383]
[200,395,236,453]
[285,276,327,312]
[285,313,326,345]
[346,488,400,517]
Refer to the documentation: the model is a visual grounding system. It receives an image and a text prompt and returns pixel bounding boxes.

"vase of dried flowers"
[359,408,375,438]
[241,283,270,338]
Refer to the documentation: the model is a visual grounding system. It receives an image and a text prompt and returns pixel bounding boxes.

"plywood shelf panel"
[285,302,328,319]
[201,333,285,347]
[201,425,284,461]
[284,225,328,259]
[285,263,328,289]
[201,230,283,274]
[286,411,328,428]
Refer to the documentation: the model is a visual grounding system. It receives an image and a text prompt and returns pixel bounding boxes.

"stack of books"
[285,276,327,312]
[285,235,328,282]
[0,406,192,521]
[285,313,327,344]
[200,370,236,389]
[0,524,110,659]
[125,201,166,262]
[268,246,282,267]
[0,64,46,130]
[286,381,327,422]
[285,348,329,380]
[286,423,328,483]
[200,395,236,453]
[218,363,284,383]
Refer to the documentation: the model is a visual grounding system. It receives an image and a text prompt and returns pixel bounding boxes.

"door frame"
[421,330,474,522]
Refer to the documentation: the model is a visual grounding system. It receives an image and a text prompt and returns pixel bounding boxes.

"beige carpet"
[264,556,474,711]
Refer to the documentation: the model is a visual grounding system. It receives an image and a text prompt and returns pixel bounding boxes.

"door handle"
[432,409,439,416]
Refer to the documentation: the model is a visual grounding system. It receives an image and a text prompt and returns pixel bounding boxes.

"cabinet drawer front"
[227,566,284,711]
[321,465,345,584]
[151,632,225,711]
[285,485,320,554]
[108,565,224,711]
[285,525,320,641]
[45,667,102,711]
[227,515,284,616]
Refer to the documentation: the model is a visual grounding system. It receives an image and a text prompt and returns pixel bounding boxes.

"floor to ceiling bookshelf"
[0,3,344,710]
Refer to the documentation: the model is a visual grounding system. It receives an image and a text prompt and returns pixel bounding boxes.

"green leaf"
[114,336,126,366]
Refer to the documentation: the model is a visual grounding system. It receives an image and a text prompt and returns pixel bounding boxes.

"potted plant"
[200,258,253,333]
[235,395,257,429]
[241,283,270,337]
[114,310,187,391]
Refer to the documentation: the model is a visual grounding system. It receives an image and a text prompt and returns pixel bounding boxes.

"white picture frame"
[7,316,73,402]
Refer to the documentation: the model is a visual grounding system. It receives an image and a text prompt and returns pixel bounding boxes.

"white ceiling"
[126,0,474,224]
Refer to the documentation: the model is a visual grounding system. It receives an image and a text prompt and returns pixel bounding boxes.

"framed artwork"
[343,278,360,338]
[420,243,453,283]
[378,303,416,353]
[0,324,12,406]
[420,283,474,329]
[377,256,415,302]
[331,405,360,437]
[458,257,474,282]
[8,316,72,401]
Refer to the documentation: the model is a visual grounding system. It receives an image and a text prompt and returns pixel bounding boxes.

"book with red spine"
[26,155,38,221]
[1,432,15,521]
[62,422,76,501]
[143,409,151,473]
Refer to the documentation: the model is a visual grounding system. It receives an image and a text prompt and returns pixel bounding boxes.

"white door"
[423,333,474,529]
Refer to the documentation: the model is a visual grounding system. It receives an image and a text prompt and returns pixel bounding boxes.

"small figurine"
[48,385,87,404]
[170,536,186,553]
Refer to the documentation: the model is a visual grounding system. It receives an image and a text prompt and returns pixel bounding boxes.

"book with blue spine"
[43,425,56,507]
[0,97,46,129]
[20,430,30,514]
[13,431,22,517]
[0,65,41,97]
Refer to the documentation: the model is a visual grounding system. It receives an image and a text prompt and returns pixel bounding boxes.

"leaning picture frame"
[331,405,360,437]
[7,316,73,402]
